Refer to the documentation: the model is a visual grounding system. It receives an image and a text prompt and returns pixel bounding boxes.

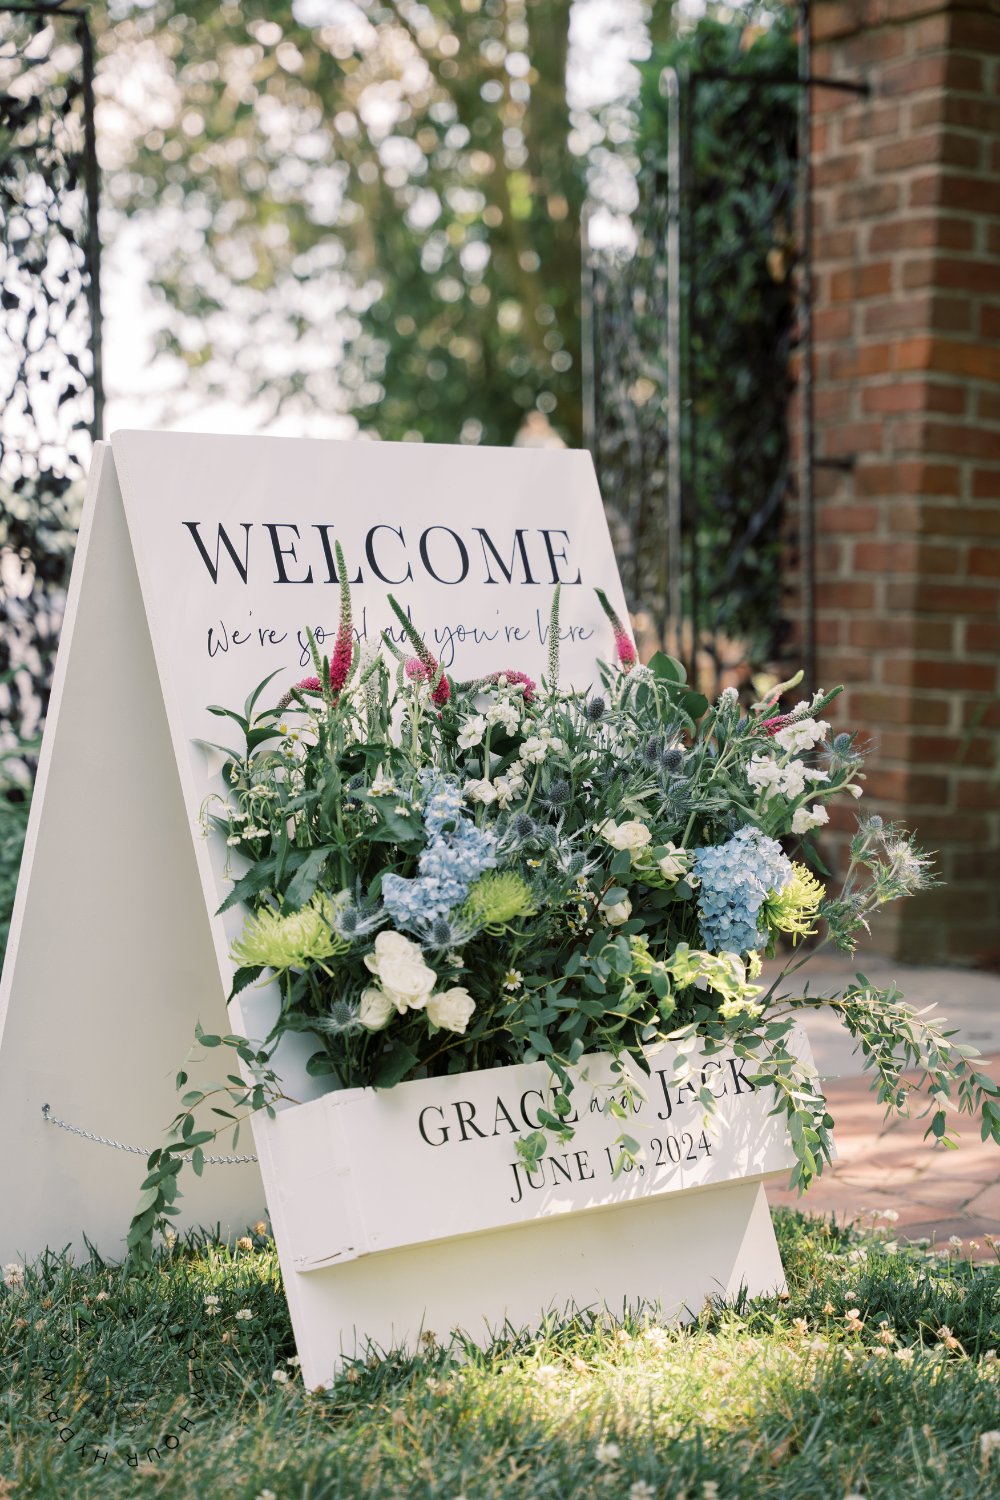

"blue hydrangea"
[382,772,496,927]
[691,826,793,956]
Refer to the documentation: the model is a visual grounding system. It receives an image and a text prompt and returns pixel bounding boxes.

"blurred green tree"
[94,0,585,446]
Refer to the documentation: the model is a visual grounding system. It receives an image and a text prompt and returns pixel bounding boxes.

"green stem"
[522,760,543,815]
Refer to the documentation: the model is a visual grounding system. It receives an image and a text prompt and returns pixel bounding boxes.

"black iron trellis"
[0,0,102,755]
[585,8,868,696]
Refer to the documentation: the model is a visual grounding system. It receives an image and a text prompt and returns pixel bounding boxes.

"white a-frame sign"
[0,431,636,1268]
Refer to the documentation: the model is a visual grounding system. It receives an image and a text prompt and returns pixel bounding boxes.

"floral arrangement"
[128,546,1000,1265]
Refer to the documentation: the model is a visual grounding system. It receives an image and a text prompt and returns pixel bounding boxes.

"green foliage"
[95,0,584,446]
[7,1212,1000,1497]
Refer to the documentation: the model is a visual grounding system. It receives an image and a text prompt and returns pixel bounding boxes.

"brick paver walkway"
[761,950,1000,1257]
[766,1059,1000,1256]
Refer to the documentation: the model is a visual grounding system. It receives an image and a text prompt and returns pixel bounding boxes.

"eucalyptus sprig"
[126,1024,296,1269]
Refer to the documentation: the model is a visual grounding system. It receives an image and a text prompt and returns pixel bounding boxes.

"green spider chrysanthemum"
[763,863,825,948]
[231,892,346,971]
[462,870,536,932]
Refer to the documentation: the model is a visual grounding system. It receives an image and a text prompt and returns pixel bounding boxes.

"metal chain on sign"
[41,1105,258,1164]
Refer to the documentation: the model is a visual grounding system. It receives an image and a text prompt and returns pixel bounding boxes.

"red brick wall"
[795,0,1000,963]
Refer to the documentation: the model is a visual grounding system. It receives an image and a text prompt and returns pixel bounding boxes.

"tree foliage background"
[93,0,588,447]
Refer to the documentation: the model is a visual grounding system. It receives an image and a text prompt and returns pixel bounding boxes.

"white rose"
[791,803,830,835]
[364,929,421,975]
[378,955,437,1012]
[599,895,632,925]
[597,819,652,861]
[358,986,394,1030]
[426,987,476,1033]
[656,842,689,883]
[466,777,498,805]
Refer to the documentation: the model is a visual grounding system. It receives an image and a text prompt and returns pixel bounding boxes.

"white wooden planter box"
[247,1030,817,1390]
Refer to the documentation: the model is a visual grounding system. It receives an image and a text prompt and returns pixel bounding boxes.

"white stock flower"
[747,754,783,798]
[749,755,829,802]
[791,803,830,835]
[358,986,395,1030]
[492,776,520,809]
[519,735,548,764]
[774,717,830,753]
[597,819,652,861]
[457,714,487,749]
[426,987,476,1033]
[599,895,632,925]
[465,777,498,806]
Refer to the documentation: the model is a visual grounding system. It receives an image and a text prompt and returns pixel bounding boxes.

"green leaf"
[681,691,709,719]
[800,838,833,877]
[306,1050,339,1077]
[229,965,264,999]
[244,667,285,722]
[134,1187,160,1215]
[647,650,686,683]
[609,849,632,877]
[603,886,629,904]
[192,1147,204,1176]
[373,1041,418,1090]
[283,846,334,910]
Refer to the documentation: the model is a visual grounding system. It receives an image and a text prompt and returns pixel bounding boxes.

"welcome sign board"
[266,1043,800,1275]
[0,432,634,1267]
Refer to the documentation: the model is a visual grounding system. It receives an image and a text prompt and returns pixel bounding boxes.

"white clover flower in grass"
[236,1309,253,1321]
[3,1263,23,1288]
[982,1431,1000,1461]
[791,803,830,835]
[774,716,830,753]
[204,1295,219,1307]
[287,1356,301,1367]
[271,1370,289,1384]
[594,1442,620,1467]
[629,1483,656,1500]
[534,1364,559,1388]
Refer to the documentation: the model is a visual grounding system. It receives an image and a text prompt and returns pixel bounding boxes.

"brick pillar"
[801,0,1000,964]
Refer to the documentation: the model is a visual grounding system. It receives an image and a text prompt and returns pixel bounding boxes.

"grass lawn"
[4,1210,1000,1498]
